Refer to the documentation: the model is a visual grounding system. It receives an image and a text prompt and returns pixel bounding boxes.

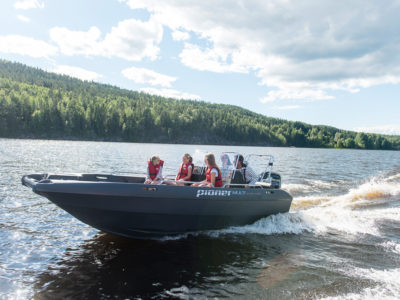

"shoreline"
[1,136,398,151]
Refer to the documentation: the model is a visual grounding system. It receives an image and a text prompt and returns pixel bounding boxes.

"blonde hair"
[205,153,221,174]
[183,153,193,163]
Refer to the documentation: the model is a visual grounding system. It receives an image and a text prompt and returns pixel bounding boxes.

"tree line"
[1,59,399,150]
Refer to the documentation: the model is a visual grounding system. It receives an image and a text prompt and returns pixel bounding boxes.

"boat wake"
[159,171,400,242]
[210,171,400,239]
[320,266,400,300]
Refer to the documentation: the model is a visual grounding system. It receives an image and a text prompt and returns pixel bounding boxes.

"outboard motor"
[260,172,281,189]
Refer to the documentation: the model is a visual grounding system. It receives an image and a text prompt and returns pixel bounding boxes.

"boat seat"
[191,173,206,182]
[191,166,206,182]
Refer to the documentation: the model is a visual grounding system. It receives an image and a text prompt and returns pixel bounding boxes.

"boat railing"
[159,178,273,189]
[245,154,275,186]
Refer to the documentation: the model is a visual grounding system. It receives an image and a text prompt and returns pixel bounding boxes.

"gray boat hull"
[22,174,292,239]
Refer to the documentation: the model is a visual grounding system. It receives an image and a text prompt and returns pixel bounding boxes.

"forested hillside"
[1,59,399,149]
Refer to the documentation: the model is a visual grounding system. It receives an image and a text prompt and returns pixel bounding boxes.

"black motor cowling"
[260,172,281,189]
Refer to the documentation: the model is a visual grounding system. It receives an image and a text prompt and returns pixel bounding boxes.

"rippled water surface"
[1,139,400,299]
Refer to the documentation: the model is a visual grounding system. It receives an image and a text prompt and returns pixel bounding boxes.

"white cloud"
[122,66,176,87]
[51,65,102,81]
[140,87,201,100]
[14,0,44,10]
[49,26,102,56]
[260,86,334,103]
[354,125,400,135]
[273,105,301,110]
[172,30,190,41]
[122,0,400,102]
[179,43,248,73]
[17,14,30,22]
[49,18,163,61]
[0,35,57,58]
[102,18,163,61]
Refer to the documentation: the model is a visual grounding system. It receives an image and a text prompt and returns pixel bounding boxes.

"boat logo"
[196,189,232,198]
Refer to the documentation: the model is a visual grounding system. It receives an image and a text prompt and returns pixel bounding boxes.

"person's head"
[221,154,231,166]
[234,154,244,168]
[150,155,161,166]
[182,153,193,164]
[204,153,217,167]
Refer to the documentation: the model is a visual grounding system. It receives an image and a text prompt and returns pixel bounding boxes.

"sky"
[1,0,400,135]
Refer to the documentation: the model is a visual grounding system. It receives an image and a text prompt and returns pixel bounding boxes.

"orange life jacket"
[148,160,164,180]
[206,167,222,187]
[176,162,194,180]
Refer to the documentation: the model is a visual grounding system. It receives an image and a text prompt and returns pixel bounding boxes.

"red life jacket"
[206,167,223,187]
[148,160,164,180]
[176,162,194,180]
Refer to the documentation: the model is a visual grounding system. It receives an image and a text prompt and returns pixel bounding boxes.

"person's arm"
[209,172,216,187]
[183,165,193,181]
[144,166,152,184]
[156,166,163,180]
[209,168,219,187]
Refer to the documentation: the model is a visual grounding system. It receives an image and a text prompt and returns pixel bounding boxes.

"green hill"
[0,59,399,150]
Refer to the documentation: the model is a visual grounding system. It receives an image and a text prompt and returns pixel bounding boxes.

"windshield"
[219,153,274,184]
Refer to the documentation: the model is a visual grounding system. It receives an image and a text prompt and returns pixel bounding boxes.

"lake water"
[1,139,400,299]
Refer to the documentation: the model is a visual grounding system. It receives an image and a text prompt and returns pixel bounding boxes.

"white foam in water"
[381,241,400,255]
[297,175,400,234]
[218,213,314,236]
[319,260,400,300]
[345,267,400,299]
[164,285,190,299]
[321,286,399,300]
[386,173,400,182]
[357,267,400,290]
[209,174,400,238]
[291,194,333,209]
[346,180,400,204]
[159,213,314,240]
[160,173,400,240]
[281,183,312,193]
[297,204,400,236]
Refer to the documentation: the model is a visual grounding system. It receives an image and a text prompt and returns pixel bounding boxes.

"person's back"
[242,164,257,184]
[230,169,246,184]
[233,154,258,185]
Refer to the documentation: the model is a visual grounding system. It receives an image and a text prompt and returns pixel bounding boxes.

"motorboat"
[21,153,292,239]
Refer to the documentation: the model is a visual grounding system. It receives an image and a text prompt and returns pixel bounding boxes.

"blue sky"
[1,0,400,135]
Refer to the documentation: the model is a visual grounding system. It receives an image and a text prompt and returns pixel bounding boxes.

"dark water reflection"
[33,234,278,299]
[33,228,400,299]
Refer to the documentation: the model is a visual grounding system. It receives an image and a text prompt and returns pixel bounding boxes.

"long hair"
[221,154,232,166]
[205,153,221,174]
[234,154,246,167]
[183,153,193,163]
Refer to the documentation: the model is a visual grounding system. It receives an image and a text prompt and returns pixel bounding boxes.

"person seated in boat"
[144,155,164,184]
[165,153,194,185]
[192,153,223,187]
[220,153,233,182]
[233,154,258,185]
